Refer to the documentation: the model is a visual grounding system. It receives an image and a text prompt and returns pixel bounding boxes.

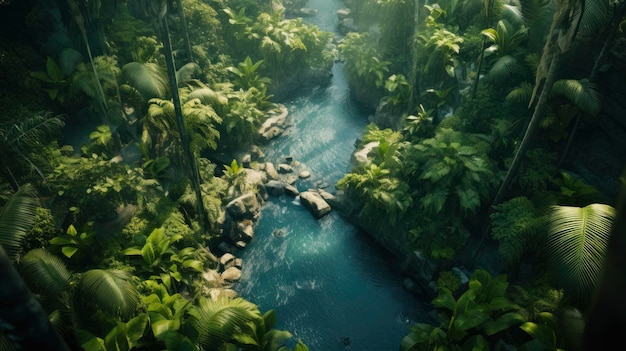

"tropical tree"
[152,0,210,234]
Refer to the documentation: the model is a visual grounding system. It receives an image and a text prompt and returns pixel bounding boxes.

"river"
[234,1,425,350]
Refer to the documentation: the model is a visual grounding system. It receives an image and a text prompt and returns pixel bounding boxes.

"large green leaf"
[551,79,601,114]
[191,297,263,351]
[74,269,141,319]
[20,249,70,296]
[0,184,39,261]
[121,62,169,99]
[547,204,614,305]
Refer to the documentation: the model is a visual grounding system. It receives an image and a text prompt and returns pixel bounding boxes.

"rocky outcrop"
[225,193,262,221]
[300,190,332,219]
[258,104,290,143]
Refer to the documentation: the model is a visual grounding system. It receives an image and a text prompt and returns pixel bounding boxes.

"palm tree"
[153,0,209,234]
[0,186,70,351]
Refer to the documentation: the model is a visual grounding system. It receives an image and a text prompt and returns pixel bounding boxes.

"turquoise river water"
[234,0,426,350]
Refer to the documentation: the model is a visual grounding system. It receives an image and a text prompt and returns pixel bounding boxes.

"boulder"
[234,258,243,269]
[258,105,288,143]
[250,144,265,161]
[338,17,358,35]
[285,184,300,197]
[237,221,255,241]
[265,180,286,196]
[225,192,262,221]
[242,154,251,167]
[317,189,339,208]
[278,163,293,173]
[244,168,267,186]
[300,191,331,219]
[336,8,351,19]
[265,162,279,180]
[299,170,311,179]
[222,267,242,282]
[203,269,223,288]
[220,253,236,269]
[298,7,318,16]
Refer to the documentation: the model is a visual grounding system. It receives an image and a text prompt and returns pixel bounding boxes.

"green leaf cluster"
[401,270,527,350]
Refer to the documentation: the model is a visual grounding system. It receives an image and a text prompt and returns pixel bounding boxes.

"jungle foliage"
[1,0,625,349]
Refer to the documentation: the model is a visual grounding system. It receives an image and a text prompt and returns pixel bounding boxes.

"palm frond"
[551,79,602,114]
[192,297,262,351]
[187,87,229,108]
[20,248,70,296]
[502,3,524,27]
[121,62,169,99]
[578,0,611,37]
[4,111,64,150]
[547,204,615,306]
[176,62,201,87]
[74,269,141,320]
[488,55,522,83]
[506,81,534,105]
[0,184,39,262]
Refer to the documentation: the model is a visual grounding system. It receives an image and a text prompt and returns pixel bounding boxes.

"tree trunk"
[67,0,122,153]
[471,0,493,99]
[174,0,194,63]
[156,1,209,234]
[490,52,560,206]
[0,245,70,351]
[408,0,421,113]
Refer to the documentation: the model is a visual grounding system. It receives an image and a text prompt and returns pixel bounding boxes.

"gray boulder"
[225,192,262,221]
[258,105,289,143]
[300,191,331,219]
[265,180,286,196]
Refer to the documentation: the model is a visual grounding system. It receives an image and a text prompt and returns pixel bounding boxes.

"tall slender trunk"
[471,0,493,99]
[174,0,194,63]
[156,1,209,234]
[490,52,560,206]
[408,0,421,113]
[68,0,122,152]
[0,245,70,351]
